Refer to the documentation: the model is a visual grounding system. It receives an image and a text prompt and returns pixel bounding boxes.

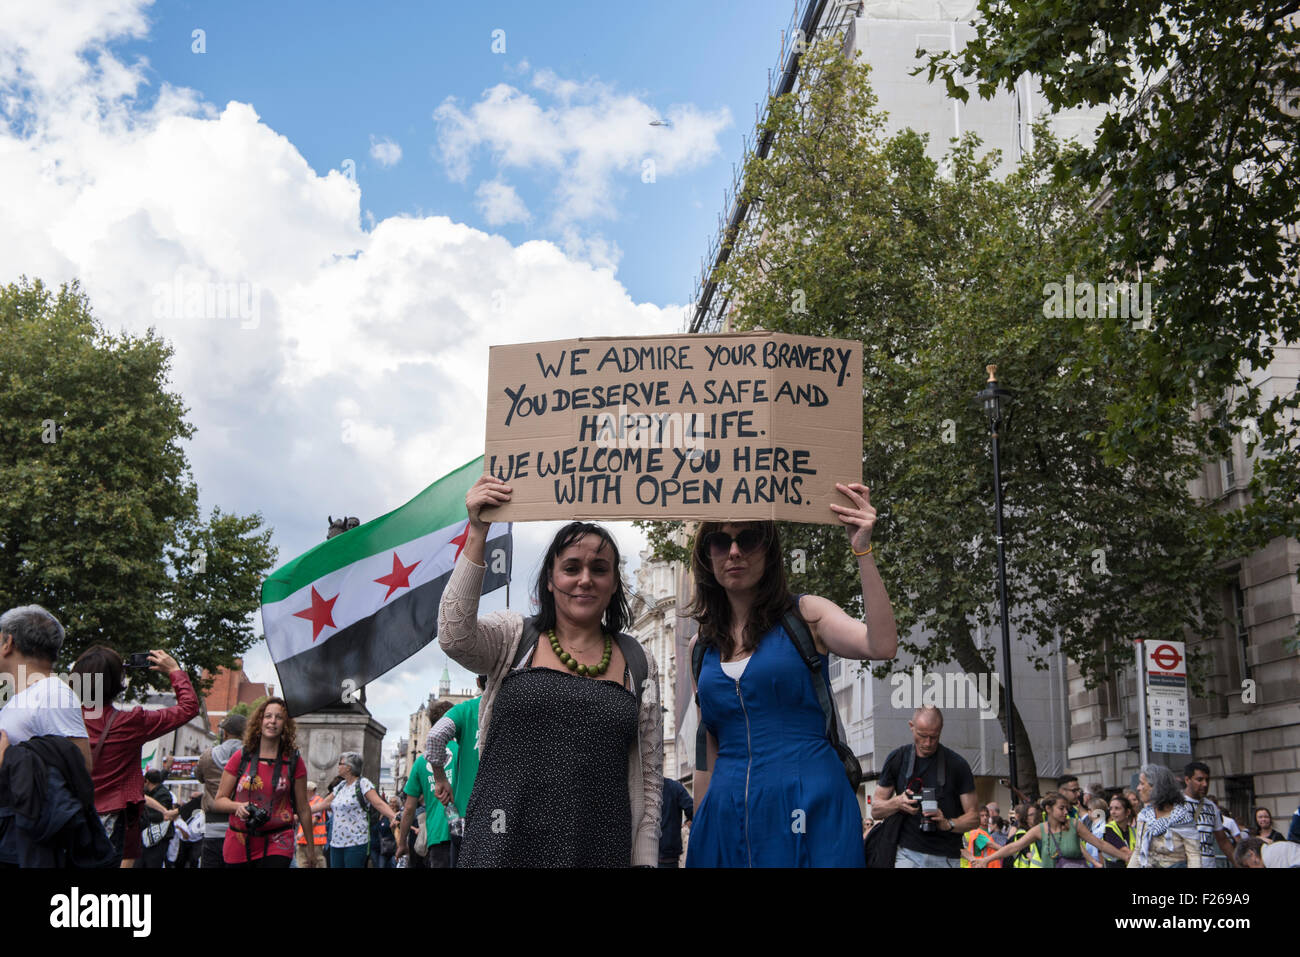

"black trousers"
[201,837,226,868]
[140,836,170,869]
[173,841,201,869]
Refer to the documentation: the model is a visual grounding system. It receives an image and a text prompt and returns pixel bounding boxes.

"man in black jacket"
[658,776,693,867]
[139,768,174,868]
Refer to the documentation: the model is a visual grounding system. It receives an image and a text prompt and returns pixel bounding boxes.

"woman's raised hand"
[149,650,181,675]
[467,474,512,532]
[829,482,876,553]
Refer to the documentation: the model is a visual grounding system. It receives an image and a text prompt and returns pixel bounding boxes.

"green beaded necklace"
[548,629,612,677]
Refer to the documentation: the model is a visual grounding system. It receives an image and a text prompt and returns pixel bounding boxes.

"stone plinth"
[295,705,387,793]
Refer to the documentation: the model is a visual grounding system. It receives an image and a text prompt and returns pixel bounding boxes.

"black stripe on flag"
[276,539,512,717]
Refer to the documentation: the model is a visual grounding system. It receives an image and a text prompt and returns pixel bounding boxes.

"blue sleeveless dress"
[685,620,864,867]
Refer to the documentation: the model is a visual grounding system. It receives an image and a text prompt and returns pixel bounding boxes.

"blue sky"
[117,0,797,305]
[0,0,806,765]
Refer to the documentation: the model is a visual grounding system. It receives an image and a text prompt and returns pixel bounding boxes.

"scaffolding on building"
[688,0,861,333]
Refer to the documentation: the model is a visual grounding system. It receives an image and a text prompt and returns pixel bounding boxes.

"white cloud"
[0,0,681,760]
[474,178,530,225]
[434,69,731,224]
[369,134,402,167]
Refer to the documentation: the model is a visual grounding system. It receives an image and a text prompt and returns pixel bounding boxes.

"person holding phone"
[72,646,199,867]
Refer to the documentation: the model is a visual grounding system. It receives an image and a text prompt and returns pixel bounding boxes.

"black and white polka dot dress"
[457,667,638,867]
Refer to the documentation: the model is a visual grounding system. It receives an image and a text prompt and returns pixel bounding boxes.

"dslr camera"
[244,803,271,833]
[916,788,940,832]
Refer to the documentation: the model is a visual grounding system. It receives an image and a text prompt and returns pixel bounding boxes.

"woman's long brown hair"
[242,697,298,755]
[687,520,797,658]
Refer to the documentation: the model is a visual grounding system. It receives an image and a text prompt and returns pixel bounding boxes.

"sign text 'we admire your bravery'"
[483,332,863,524]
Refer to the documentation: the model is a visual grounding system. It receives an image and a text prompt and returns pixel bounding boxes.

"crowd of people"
[865,732,1300,869]
[0,471,1297,868]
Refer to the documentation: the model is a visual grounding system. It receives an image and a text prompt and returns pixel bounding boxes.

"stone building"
[402,663,475,775]
[1066,347,1300,824]
[628,548,683,779]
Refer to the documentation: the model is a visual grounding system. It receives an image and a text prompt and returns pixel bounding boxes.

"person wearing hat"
[196,713,247,868]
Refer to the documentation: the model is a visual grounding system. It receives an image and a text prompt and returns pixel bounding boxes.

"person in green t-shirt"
[425,678,484,866]
[398,699,456,868]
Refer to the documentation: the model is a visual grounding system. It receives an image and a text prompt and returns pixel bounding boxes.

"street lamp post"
[975,365,1018,799]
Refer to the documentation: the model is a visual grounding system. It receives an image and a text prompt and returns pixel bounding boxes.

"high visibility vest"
[962,828,1002,868]
[296,798,328,845]
[1011,827,1043,868]
[1104,819,1134,866]
[1106,819,1135,851]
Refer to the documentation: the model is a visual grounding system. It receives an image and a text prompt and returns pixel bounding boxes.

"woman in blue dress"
[685,482,898,867]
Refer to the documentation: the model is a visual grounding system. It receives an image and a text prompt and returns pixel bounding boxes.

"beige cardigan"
[437,553,664,866]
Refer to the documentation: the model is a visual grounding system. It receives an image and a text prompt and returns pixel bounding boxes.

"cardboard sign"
[482,331,862,523]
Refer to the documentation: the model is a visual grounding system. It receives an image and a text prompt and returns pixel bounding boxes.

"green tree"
[645,42,1228,792]
[0,277,276,693]
[923,1,1300,565]
[229,694,269,720]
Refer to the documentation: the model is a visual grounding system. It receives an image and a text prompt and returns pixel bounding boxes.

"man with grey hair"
[0,605,91,775]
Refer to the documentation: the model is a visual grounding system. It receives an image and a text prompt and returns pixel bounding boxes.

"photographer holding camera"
[871,707,978,868]
[212,698,319,869]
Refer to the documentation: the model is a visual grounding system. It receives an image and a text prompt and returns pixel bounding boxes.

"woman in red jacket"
[71,647,199,867]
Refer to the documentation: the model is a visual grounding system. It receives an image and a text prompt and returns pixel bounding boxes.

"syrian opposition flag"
[262,457,512,717]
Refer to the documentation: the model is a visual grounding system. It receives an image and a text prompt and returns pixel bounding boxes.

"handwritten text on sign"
[482,332,862,523]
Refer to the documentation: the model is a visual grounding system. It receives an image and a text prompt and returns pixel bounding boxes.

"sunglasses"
[703,529,766,557]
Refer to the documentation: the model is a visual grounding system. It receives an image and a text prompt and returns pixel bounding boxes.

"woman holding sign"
[435,475,662,867]
[685,483,897,867]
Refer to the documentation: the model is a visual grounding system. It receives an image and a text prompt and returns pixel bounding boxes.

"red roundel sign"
[1150,643,1182,671]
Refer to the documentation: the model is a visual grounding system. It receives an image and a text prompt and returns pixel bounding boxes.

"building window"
[1220,456,1236,494]
[1224,775,1253,834]
[1230,580,1250,682]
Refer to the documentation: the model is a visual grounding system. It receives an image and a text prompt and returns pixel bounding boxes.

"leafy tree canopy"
[643,41,1235,784]
[923,1,1300,555]
[0,278,277,696]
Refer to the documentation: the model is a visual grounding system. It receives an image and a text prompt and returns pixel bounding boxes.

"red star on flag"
[374,552,421,602]
[449,522,470,562]
[293,586,339,641]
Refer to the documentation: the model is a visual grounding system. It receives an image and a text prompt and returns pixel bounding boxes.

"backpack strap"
[513,616,544,670]
[780,610,843,751]
[235,747,254,794]
[692,639,709,772]
[612,632,648,705]
[901,744,917,791]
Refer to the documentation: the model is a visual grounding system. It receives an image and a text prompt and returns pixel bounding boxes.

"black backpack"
[514,616,650,704]
[691,609,863,790]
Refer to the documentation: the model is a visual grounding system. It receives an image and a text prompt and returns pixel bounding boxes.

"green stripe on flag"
[261,456,486,605]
